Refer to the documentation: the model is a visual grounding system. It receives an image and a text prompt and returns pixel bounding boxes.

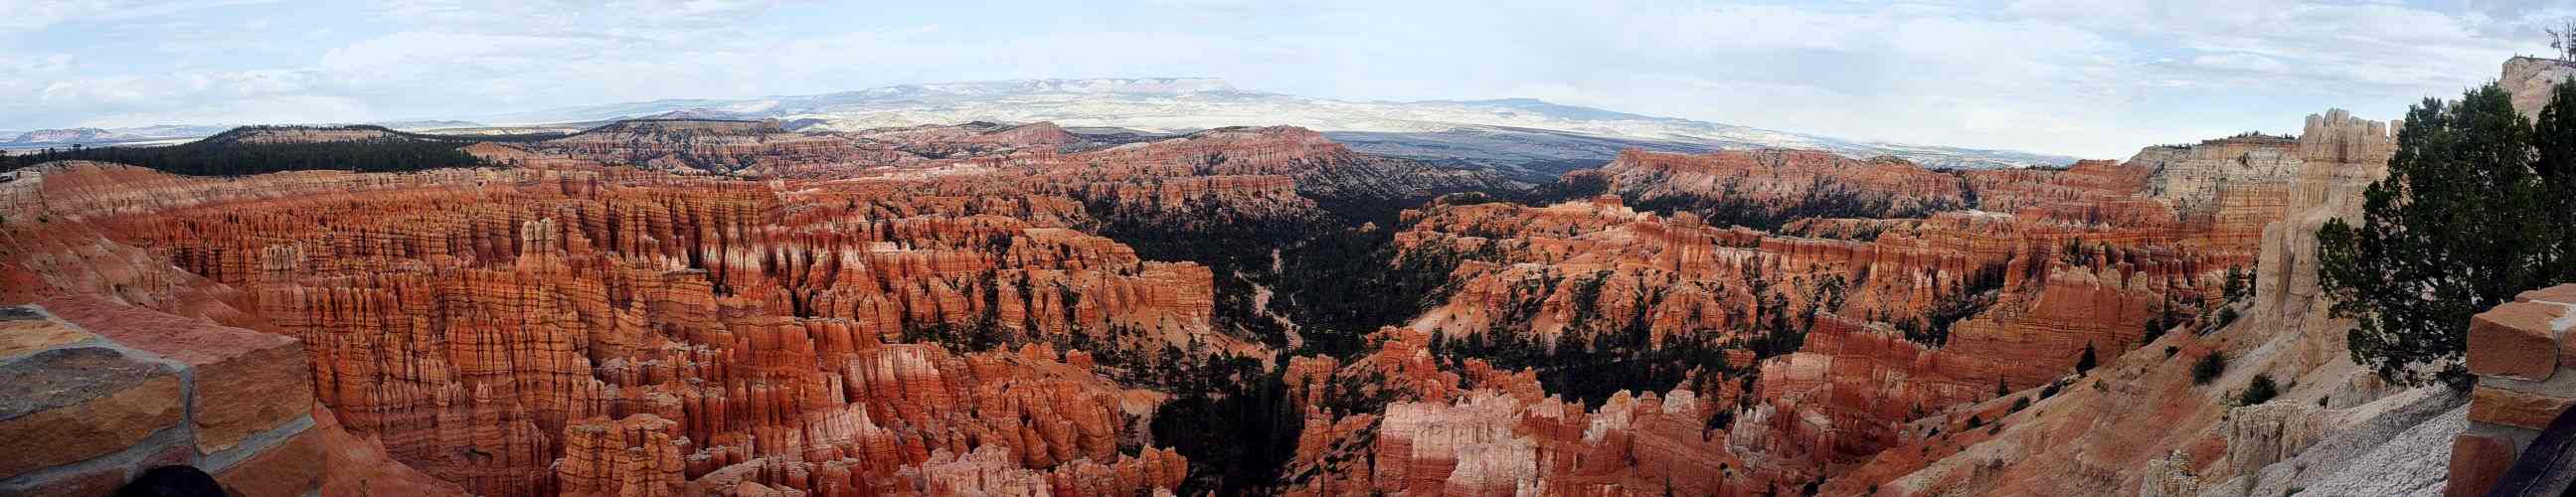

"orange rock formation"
[0,104,2429,497]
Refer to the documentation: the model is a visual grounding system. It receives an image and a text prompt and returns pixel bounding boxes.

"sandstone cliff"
[0,86,2461,497]
[1806,108,2456,497]
[1270,106,2385,495]
[0,118,1521,495]
[1589,149,1968,226]
[2503,56,2576,118]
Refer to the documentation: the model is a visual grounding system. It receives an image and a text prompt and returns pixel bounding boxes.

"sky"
[2,0,2570,158]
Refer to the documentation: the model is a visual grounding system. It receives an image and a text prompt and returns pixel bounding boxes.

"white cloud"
[0,0,2547,157]
[2190,53,2289,74]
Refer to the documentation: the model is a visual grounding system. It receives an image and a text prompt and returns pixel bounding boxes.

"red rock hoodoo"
[0,100,2458,497]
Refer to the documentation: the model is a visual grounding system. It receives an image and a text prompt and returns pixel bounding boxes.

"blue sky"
[1,0,2567,158]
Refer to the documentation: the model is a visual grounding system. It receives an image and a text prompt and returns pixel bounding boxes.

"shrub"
[2191,351,2229,385]
[2239,373,2280,406]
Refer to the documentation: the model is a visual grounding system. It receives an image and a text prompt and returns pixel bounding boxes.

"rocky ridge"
[0,120,1498,495]
[0,87,2485,497]
[1267,107,2390,495]
[1803,107,2432,497]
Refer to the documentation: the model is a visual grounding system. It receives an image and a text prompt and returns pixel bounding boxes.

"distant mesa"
[445,77,2078,172]
[568,118,784,136]
[194,124,565,146]
[9,78,2078,174]
[3,125,229,148]
[2,121,496,150]
[200,125,403,145]
[7,127,123,144]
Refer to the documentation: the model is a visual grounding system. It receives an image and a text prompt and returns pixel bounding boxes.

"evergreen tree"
[2319,82,2571,387]
[0,125,564,176]
[2222,265,2252,303]
[2076,342,2098,374]
[2536,79,2576,277]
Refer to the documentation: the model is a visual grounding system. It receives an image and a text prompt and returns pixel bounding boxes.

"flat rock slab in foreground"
[0,304,324,496]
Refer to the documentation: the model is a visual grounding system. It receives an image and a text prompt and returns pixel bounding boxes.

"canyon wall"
[1803,109,2453,497]
[1594,148,1968,222]
[0,117,1533,495]
[1276,107,2385,495]
[3,121,1486,495]
[0,99,2454,497]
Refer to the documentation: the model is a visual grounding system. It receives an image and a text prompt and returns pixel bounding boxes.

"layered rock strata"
[1799,109,2436,497]
[0,303,459,496]
[0,121,1506,495]
[1282,109,2384,495]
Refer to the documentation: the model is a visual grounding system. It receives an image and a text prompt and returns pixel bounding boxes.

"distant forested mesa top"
[0,125,563,176]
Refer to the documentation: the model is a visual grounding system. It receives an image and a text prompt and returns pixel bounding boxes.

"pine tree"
[2536,78,2576,278]
[2319,82,2571,388]
[2222,265,2251,303]
[2076,342,2099,374]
